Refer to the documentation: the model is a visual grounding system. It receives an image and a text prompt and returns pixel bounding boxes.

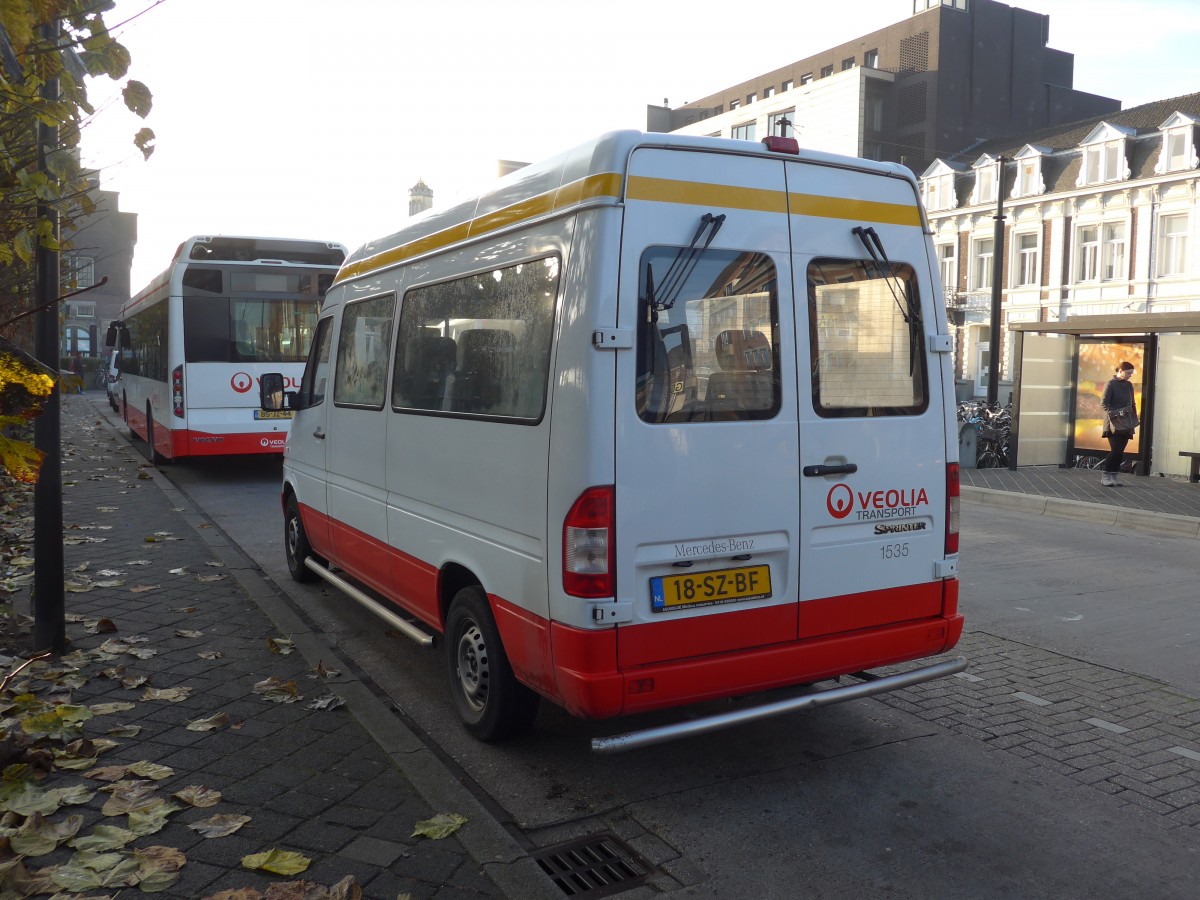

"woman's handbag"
[1106,406,1138,436]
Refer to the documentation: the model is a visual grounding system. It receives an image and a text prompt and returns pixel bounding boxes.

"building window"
[821,65,833,78]
[729,99,740,110]
[864,49,879,68]
[1159,214,1189,276]
[921,173,956,213]
[746,92,757,104]
[65,301,96,318]
[971,237,993,291]
[1083,141,1125,184]
[1013,232,1038,287]
[972,162,996,205]
[767,110,795,138]
[938,242,956,293]
[841,57,855,71]
[65,255,95,289]
[799,74,811,86]
[763,86,775,99]
[865,95,884,132]
[1156,124,1197,174]
[1076,226,1099,282]
[1015,158,1041,197]
[783,79,795,91]
[732,121,757,142]
[1101,222,1126,281]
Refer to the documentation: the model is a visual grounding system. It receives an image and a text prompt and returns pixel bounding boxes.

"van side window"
[636,247,780,424]
[807,258,928,416]
[392,256,559,422]
[333,293,396,409]
[298,316,334,407]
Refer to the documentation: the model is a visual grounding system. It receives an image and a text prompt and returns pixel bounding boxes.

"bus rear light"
[171,365,184,418]
[945,462,960,555]
[563,486,615,598]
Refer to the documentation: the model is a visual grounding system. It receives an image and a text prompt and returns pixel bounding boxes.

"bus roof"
[336,130,919,286]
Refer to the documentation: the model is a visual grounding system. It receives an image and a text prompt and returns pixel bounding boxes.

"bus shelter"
[1009,313,1200,479]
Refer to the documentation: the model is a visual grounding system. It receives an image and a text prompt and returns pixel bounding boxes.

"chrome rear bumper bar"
[590,656,967,754]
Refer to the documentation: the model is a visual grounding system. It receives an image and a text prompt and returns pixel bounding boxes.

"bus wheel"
[445,586,539,741]
[144,402,166,465]
[283,495,319,583]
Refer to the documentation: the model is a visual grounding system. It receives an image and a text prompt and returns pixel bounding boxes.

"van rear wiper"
[852,225,923,375]
[655,213,726,311]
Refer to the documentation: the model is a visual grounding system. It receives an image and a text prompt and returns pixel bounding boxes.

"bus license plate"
[650,565,772,613]
[254,410,293,420]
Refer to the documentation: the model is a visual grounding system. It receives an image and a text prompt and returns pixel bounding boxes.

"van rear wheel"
[445,586,539,741]
[284,495,319,583]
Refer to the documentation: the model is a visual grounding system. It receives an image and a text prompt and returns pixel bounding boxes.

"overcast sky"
[79,0,1200,288]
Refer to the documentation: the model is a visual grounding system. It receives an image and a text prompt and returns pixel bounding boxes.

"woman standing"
[1100,360,1138,487]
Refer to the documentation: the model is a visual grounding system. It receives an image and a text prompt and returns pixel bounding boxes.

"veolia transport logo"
[826,483,854,519]
[230,372,254,394]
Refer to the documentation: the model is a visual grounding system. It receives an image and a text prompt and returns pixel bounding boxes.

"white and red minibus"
[113,235,346,461]
[261,132,965,750]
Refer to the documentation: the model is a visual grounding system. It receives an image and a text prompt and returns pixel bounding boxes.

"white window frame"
[1101,222,1126,282]
[1015,159,1040,198]
[1158,213,1189,277]
[971,237,994,291]
[921,173,956,213]
[731,121,756,142]
[937,242,957,294]
[972,162,997,205]
[1012,232,1039,287]
[1075,225,1099,282]
[1155,122,1197,174]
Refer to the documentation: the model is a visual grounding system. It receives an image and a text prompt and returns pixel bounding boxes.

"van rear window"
[636,247,780,424]
[807,258,928,417]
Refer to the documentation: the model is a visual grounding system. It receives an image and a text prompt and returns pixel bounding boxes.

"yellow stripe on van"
[335,172,624,284]
[627,176,788,214]
[789,192,922,227]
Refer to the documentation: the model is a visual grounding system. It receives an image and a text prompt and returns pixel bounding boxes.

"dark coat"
[1101,376,1137,437]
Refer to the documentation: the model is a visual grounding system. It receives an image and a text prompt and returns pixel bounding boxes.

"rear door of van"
[613,146,800,669]
[786,161,950,635]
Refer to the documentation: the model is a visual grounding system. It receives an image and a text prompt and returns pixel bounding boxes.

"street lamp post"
[987,156,1007,408]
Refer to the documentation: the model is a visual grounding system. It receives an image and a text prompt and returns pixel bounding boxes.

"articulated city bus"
[112,235,346,461]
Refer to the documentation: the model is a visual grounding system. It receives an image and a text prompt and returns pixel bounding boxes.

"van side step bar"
[303,558,435,647]
[590,656,967,754]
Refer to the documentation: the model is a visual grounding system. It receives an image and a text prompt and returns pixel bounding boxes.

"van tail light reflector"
[564,485,615,598]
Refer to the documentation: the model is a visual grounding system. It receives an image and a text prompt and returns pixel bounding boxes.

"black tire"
[284,494,319,583]
[145,402,166,465]
[445,586,539,741]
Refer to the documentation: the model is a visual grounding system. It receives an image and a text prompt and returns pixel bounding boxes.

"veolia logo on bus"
[826,483,930,521]
[230,372,254,393]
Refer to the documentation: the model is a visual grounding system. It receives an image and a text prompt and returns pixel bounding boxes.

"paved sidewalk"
[961,463,1200,537]
[0,393,557,899]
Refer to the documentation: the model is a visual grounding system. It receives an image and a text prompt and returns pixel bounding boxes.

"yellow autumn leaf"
[241,847,311,875]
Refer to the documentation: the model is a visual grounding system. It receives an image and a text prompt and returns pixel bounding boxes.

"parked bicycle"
[958,401,1012,468]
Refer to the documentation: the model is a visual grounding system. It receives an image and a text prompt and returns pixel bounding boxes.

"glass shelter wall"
[1152,334,1200,478]
[1015,333,1075,466]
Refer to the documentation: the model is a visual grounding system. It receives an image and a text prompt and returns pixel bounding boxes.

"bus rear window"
[183,296,320,363]
[808,258,928,417]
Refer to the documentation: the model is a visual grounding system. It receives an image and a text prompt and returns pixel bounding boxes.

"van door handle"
[313,427,325,440]
[803,463,857,477]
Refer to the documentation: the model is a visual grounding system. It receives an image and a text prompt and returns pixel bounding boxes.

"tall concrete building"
[650,0,1120,175]
[62,172,137,358]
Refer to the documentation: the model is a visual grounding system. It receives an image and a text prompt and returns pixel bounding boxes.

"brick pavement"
[0,394,558,899]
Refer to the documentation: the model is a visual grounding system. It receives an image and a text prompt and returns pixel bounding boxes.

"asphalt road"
[100,398,1200,898]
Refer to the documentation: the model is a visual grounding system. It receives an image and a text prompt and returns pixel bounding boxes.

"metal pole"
[33,19,64,656]
[987,156,1007,408]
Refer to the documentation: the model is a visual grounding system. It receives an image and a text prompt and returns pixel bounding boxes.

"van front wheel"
[445,586,539,741]
[283,495,319,583]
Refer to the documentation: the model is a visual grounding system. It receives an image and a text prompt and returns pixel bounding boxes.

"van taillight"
[946,462,960,554]
[563,486,614,598]
[172,365,184,418]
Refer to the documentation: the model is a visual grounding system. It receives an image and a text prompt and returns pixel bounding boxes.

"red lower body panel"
[289,500,963,722]
[126,405,286,458]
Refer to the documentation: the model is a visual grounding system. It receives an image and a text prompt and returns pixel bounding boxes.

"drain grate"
[532,831,653,897]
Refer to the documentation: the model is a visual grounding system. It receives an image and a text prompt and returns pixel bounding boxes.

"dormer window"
[1076,123,1132,187]
[1155,112,1199,174]
[1010,146,1048,199]
[971,156,997,205]
[919,160,961,213]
